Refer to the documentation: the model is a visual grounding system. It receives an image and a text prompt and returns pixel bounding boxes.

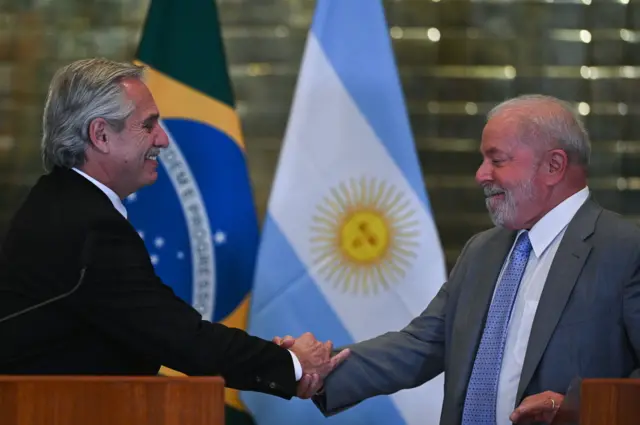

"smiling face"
[475,115,549,229]
[88,77,169,198]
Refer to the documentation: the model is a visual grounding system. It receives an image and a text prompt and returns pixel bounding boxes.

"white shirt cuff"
[288,349,303,381]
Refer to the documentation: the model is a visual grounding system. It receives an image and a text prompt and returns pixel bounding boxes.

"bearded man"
[275,94,640,425]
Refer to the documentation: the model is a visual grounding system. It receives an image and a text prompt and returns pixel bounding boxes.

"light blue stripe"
[241,215,406,425]
[311,0,432,212]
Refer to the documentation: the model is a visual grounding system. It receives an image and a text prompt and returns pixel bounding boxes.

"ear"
[88,118,111,154]
[544,149,568,185]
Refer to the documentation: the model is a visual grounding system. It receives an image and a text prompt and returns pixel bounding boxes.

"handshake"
[273,332,351,399]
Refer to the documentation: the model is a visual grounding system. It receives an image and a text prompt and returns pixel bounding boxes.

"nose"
[475,159,493,186]
[156,125,170,148]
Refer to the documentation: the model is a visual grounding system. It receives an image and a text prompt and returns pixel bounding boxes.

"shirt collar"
[72,168,128,219]
[521,186,590,258]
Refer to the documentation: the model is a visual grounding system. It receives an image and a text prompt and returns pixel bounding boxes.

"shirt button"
[269,382,276,389]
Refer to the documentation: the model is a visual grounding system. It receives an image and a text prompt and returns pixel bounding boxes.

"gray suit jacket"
[313,199,640,424]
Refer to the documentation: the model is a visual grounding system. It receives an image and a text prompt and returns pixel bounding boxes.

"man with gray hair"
[276,94,640,424]
[0,58,348,398]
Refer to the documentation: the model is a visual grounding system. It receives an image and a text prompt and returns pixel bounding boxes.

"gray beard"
[485,178,537,227]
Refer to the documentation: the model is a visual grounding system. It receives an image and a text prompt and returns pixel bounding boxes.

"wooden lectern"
[552,378,640,425]
[0,375,225,425]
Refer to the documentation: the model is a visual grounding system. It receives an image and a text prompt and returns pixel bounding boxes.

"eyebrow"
[483,147,505,156]
[143,113,160,127]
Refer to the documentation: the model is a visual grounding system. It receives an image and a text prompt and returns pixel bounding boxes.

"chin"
[488,209,516,229]
[139,176,158,189]
[147,171,159,183]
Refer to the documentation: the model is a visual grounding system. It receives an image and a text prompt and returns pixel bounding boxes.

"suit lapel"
[449,228,516,409]
[515,199,601,403]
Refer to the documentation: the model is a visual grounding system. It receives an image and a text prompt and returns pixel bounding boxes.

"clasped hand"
[273,333,350,399]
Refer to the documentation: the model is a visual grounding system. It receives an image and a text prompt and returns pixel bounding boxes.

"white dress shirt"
[71,167,303,381]
[495,186,589,425]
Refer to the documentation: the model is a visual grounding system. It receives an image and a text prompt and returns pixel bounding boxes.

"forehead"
[120,78,158,117]
[480,114,524,154]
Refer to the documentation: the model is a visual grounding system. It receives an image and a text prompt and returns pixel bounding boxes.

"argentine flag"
[241,1,447,425]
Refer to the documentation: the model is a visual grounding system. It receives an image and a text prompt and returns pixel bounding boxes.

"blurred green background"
[1,0,639,269]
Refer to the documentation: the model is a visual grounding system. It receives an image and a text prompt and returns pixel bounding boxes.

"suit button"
[256,377,261,383]
[269,382,276,389]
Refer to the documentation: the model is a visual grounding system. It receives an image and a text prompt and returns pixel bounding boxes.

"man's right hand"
[274,333,350,398]
[297,372,324,398]
[285,332,350,378]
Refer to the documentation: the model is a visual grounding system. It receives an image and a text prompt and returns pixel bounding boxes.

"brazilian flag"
[129,1,258,424]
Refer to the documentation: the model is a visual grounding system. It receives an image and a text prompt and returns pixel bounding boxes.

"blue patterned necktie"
[461,231,533,425]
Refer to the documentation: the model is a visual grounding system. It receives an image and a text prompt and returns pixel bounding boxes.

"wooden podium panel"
[580,379,640,425]
[0,375,225,425]
[552,378,640,425]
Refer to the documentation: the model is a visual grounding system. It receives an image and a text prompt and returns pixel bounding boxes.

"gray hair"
[41,58,145,172]
[487,94,591,168]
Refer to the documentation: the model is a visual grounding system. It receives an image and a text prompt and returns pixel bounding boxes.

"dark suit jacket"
[314,197,640,424]
[0,167,296,398]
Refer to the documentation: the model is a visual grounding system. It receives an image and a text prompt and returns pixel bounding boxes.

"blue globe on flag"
[125,118,259,323]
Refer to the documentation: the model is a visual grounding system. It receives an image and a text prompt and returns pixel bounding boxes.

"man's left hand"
[510,390,563,424]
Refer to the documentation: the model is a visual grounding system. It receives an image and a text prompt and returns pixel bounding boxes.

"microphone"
[0,233,94,325]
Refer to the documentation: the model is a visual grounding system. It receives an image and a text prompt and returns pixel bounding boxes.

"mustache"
[146,148,161,157]
[483,185,505,197]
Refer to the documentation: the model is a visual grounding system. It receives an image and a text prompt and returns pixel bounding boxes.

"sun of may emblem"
[309,177,421,294]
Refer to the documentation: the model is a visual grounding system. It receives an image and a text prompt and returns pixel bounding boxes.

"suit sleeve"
[313,233,478,416]
[63,221,297,399]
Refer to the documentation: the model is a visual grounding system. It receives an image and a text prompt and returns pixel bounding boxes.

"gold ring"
[550,399,556,409]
